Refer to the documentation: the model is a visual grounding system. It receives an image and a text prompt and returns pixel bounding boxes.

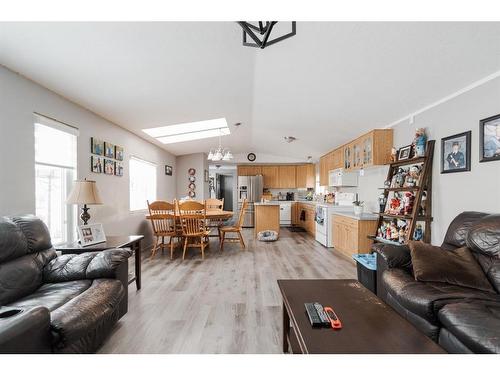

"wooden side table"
[55,235,144,290]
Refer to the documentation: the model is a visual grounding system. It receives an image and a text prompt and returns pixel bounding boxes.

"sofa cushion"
[466,214,500,292]
[438,302,500,354]
[409,241,495,292]
[382,268,500,324]
[50,279,124,352]
[11,215,53,254]
[0,217,28,263]
[6,280,92,312]
[442,211,489,251]
[0,249,57,305]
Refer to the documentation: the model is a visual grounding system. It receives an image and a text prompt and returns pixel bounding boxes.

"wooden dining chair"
[205,198,225,238]
[219,199,248,251]
[178,200,210,260]
[147,200,180,259]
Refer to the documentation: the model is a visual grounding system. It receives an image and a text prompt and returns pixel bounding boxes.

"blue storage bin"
[352,253,377,294]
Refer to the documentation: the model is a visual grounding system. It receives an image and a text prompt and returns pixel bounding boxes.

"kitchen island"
[254,202,280,238]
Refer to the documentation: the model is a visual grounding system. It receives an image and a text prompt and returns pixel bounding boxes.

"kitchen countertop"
[254,202,281,206]
[332,211,379,221]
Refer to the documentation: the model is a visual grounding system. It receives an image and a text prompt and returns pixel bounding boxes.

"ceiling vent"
[284,136,297,143]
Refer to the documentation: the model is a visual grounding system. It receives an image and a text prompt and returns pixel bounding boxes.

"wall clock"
[247,153,256,162]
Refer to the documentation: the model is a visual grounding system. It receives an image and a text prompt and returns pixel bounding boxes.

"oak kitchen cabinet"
[332,214,377,259]
[342,129,393,171]
[237,165,262,176]
[319,156,328,187]
[261,165,279,188]
[277,165,296,188]
[296,164,315,189]
[296,202,316,235]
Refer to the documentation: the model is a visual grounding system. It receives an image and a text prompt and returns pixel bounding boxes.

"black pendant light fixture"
[237,22,296,49]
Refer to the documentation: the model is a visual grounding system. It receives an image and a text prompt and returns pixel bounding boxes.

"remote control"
[304,303,323,327]
[313,302,331,326]
[324,306,342,329]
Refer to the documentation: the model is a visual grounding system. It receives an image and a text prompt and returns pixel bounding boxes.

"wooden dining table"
[146,209,234,221]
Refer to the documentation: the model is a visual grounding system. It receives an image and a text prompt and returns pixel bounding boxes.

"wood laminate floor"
[99,228,356,354]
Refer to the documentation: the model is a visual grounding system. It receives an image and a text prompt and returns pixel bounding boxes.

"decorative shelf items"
[90,137,124,177]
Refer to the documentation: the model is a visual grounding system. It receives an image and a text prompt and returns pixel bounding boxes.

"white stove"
[315,193,355,247]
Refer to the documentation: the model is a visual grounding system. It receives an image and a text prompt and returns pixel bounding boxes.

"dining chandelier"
[207,129,233,161]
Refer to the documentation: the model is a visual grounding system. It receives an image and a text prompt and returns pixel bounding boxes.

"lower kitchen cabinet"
[295,202,316,236]
[332,214,377,259]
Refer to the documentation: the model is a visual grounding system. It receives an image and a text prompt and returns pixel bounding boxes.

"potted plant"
[353,195,364,216]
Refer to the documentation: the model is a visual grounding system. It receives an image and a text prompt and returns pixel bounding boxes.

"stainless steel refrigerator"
[237,175,263,227]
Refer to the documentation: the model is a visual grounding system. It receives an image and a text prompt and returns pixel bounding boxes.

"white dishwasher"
[279,202,292,226]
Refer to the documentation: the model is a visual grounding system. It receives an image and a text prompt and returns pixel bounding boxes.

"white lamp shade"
[66,179,103,205]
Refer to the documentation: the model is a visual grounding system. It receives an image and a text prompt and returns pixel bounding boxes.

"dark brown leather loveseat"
[0,215,131,353]
[374,211,500,354]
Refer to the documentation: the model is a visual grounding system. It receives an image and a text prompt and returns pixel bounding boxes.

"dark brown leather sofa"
[374,212,500,353]
[0,215,131,353]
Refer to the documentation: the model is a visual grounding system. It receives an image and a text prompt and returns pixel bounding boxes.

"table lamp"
[66,179,103,225]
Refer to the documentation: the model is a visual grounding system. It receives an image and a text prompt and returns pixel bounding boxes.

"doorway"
[216,174,233,211]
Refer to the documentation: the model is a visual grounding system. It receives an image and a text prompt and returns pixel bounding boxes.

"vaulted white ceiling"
[1,22,500,161]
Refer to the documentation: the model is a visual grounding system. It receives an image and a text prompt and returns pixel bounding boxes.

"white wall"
[176,153,209,200]
[348,76,500,244]
[0,66,177,248]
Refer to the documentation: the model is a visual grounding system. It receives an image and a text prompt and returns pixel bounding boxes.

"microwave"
[328,168,358,187]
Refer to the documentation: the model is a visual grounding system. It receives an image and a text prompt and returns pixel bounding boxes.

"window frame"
[129,156,157,212]
[34,113,78,245]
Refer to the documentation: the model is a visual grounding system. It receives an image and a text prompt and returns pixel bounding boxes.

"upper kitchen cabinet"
[319,155,328,186]
[261,165,279,188]
[296,164,315,188]
[343,143,353,170]
[237,165,262,176]
[332,148,343,170]
[362,129,393,167]
[278,165,296,188]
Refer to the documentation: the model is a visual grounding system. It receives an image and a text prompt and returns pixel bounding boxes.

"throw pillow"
[409,241,495,293]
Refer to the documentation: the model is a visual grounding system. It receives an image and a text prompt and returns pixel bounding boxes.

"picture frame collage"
[91,137,124,176]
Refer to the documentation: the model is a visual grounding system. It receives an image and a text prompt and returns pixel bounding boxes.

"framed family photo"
[165,165,173,176]
[480,114,500,163]
[104,159,115,175]
[91,155,103,173]
[397,145,412,160]
[104,142,115,159]
[441,131,471,174]
[115,145,124,161]
[77,223,106,246]
[91,137,104,156]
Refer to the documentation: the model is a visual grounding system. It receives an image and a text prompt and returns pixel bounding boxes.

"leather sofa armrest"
[0,306,51,353]
[374,243,412,270]
[43,248,132,283]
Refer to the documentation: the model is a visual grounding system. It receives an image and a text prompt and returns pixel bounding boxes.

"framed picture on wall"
[91,156,103,173]
[115,145,124,161]
[204,169,209,182]
[165,165,173,176]
[441,131,471,174]
[479,113,500,162]
[104,142,115,159]
[104,159,115,175]
[115,162,123,177]
[91,137,104,156]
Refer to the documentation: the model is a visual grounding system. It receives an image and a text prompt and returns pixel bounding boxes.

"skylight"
[143,118,230,144]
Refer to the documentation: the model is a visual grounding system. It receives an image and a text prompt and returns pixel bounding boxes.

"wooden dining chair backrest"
[178,200,207,236]
[205,198,224,211]
[236,199,249,229]
[147,200,177,235]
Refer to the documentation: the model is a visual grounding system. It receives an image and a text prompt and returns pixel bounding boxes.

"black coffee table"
[278,279,446,354]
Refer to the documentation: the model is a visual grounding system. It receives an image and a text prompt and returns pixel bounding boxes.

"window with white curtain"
[129,157,157,211]
[34,115,78,245]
